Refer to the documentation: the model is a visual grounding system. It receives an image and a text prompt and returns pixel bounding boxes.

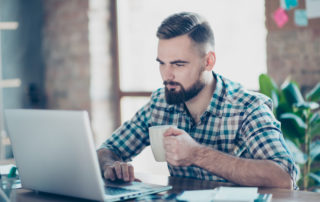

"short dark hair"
[156,12,215,52]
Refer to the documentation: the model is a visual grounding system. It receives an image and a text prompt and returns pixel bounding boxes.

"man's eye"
[175,63,184,67]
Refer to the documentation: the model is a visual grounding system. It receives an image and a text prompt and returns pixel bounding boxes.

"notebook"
[5,109,172,201]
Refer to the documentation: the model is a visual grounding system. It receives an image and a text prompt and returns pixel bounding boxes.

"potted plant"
[259,74,320,190]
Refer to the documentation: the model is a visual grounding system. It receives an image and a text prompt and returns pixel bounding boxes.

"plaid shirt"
[100,72,298,187]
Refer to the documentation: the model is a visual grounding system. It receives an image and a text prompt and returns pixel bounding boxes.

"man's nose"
[163,66,174,80]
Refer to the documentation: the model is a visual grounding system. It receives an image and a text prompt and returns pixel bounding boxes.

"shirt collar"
[166,102,185,114]
[205,72,226,117]
[165,72,226,117]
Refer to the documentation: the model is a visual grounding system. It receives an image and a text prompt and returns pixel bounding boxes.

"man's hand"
[103,161,135,182]
[163,127,201,166]
[97,148,136,182]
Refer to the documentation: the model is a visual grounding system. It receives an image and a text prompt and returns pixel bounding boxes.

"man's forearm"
[193,146,293,189]
[97,148,122,171]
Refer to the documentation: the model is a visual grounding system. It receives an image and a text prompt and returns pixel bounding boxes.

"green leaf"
[275,102,292,120]
[259,74,279,99]
[285,139,307,164]
[294,102,319,111]
[306,83,320,102]
[310,121,320,138]
[309,173,320,184]
[310,140,320,162]
[310,113,320,138]
[271,90,279,109]
[310,113,320,125]
[281,113,307,129]
[280,113,306,144]
[281,81,305,106]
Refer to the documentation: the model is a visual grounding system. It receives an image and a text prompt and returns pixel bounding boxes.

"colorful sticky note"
[281,0,299,10]
[273,8,289,28]
[280,0,287,10]
[294,9,308,26]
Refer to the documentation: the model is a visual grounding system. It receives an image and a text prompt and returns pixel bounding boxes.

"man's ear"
[205,51,216,71]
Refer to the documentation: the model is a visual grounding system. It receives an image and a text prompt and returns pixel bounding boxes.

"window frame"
[111,0,152,126]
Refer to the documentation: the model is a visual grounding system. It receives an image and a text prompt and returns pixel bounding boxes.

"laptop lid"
[5,109,172,201]
[5,109,106,201]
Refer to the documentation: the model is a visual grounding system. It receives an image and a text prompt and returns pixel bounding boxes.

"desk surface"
[3,172,320,202]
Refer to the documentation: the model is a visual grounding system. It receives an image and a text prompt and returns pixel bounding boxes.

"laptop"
[5,109,172,201]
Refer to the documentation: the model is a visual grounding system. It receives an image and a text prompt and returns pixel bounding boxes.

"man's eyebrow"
[156,58,190,64]
[156,58,163,63]
[170,60,189,64]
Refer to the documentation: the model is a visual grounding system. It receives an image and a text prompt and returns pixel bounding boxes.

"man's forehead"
[157,35,199,60]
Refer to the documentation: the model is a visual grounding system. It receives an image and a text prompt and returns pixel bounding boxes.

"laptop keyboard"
[105,186,138,195]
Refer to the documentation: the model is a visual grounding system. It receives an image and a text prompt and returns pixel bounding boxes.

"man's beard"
[164,79,205,105]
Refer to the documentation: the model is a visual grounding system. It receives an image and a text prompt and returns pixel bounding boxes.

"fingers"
[114,161,122,179]
[104,166,116,181]
[163,136,177,149]
[129,164,135,181]
[163,127,182,137]
[121,163,130,181]
[103,161,134,182]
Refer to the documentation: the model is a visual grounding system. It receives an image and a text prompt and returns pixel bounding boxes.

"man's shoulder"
[151,88,165,101]
[220,75,272,110]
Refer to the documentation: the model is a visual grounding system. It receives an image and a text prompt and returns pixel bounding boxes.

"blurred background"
[0,0,319,176]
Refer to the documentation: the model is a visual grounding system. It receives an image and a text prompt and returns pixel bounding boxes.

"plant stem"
[303,117,310,190]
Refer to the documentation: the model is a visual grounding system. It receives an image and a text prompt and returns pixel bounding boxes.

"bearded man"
[97,12,297,189]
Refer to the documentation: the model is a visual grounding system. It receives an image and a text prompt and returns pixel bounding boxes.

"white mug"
[148,125,177,162]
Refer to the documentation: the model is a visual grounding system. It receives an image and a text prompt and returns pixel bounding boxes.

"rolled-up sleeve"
[240,101,298,189]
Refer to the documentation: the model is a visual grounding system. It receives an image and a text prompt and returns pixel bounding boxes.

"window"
[116,0,266,174]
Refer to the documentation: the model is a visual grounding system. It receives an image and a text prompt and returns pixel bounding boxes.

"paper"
[306,0,320,19]
[176,187,259,202]
[0,164,15,175]
[273,8,289,28]
[294,9,308,26]
[176,189,217,201]
[281,0,298,10]
[213,187,259,202]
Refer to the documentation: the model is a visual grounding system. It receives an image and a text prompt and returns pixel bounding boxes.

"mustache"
[163,80,181,86]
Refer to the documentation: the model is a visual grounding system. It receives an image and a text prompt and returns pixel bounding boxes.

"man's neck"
[185,74,216,124]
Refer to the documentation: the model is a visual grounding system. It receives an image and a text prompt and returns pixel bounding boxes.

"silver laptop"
[5,109,172,201]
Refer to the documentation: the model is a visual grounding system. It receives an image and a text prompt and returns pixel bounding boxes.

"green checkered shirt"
[100,72,298,187]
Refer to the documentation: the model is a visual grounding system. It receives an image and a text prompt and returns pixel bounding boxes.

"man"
[98,12,297,189]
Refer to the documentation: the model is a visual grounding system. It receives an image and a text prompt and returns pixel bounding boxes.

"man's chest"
[151,110,246,153]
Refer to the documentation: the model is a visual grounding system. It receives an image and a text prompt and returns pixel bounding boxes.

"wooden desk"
[4,173,320,202]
